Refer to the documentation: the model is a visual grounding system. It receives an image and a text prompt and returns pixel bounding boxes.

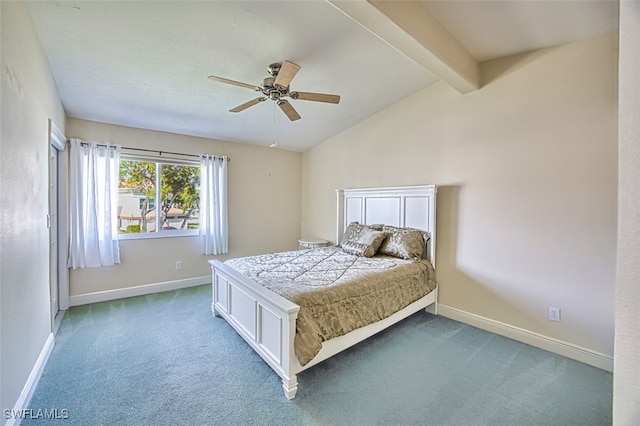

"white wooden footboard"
[209,259,301,399]
[210,256,437,399]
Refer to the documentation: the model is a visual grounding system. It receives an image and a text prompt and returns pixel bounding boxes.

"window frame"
[118,153,200,241]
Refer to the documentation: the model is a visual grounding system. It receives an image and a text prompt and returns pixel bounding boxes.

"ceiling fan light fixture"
[269,90,281,101]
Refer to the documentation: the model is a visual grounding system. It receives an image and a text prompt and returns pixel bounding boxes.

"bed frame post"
[425,287,438,315]
[282,305,299,399]
[209,259,302,400]
[336,189,345,245]
[211,268,221,317]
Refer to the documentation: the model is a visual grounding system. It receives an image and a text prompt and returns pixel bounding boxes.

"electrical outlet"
[175,261,182,270]
[548,307,561,322]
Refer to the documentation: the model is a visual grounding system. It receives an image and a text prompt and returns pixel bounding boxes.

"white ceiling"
[26,1,618,152]
[420,0,619,62]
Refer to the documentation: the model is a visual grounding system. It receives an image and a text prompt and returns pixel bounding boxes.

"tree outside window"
[118,159,200,235]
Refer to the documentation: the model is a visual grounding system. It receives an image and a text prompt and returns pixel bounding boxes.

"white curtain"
[69,139,121,268]
[199,155,228,255]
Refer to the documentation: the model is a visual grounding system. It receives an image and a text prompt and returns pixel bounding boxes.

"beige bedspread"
[224,246,437,366]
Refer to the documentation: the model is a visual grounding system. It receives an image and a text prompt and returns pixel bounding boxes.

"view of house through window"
[118,158,200,235]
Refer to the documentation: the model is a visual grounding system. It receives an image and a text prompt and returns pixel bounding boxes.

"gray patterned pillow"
[341,240,374,257]
[341,227,387,257]
[341,222,383,245]
[376,225,429,260]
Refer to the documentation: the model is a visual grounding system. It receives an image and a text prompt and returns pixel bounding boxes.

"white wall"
[614,1,640,424]
[302,34,617,361]
[67,119,302,297]
[0,1,66,419]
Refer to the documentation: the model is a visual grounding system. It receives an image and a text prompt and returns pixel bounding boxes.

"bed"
[209,185,438,399]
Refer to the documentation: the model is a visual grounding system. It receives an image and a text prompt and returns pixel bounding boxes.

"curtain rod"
[76,141,230,161]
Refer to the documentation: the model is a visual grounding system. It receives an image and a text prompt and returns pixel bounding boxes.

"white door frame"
[49,147,59,325]
[49,120,69,315]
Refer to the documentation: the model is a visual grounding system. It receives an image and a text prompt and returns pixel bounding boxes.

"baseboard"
[437,304,613,372]
[5,333,55,426]
[69,276,210,306]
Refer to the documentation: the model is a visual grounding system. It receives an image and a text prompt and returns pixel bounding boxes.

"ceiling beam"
[327,0,479,94]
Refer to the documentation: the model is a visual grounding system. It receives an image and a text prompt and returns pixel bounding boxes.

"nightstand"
[298,238,328,250]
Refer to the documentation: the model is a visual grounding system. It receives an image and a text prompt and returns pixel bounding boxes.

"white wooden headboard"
[336,185,437,265]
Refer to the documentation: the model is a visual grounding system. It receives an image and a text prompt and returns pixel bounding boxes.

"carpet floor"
[24,285,612,425]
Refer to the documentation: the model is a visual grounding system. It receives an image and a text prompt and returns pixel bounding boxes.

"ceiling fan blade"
[277,100,301,121]
[230,97,267,113]
[208,75,260,91]
[273,60,301,89]
[290,91,340,104]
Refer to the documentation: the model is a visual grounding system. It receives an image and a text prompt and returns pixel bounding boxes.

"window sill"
[118,230,198,241]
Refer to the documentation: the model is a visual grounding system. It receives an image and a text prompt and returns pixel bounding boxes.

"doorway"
[49,120,68,333]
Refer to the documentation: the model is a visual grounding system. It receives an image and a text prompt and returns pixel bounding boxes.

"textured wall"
[0,1,66,417]
[614,1,640,423]
[302,34,617,358]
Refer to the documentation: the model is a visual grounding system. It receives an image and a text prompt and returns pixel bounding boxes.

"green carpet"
[24,285,612,425]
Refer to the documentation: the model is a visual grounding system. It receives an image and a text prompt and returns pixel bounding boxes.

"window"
[118,157,200,238]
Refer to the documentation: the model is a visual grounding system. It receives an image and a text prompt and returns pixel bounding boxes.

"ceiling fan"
[207,60,340,121]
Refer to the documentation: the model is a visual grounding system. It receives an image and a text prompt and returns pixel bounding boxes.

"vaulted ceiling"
[26,1,618,152]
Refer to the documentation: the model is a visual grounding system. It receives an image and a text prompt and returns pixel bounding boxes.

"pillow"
[341,226,387,257]
[341,222,382,246]
[376,225,429,260]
